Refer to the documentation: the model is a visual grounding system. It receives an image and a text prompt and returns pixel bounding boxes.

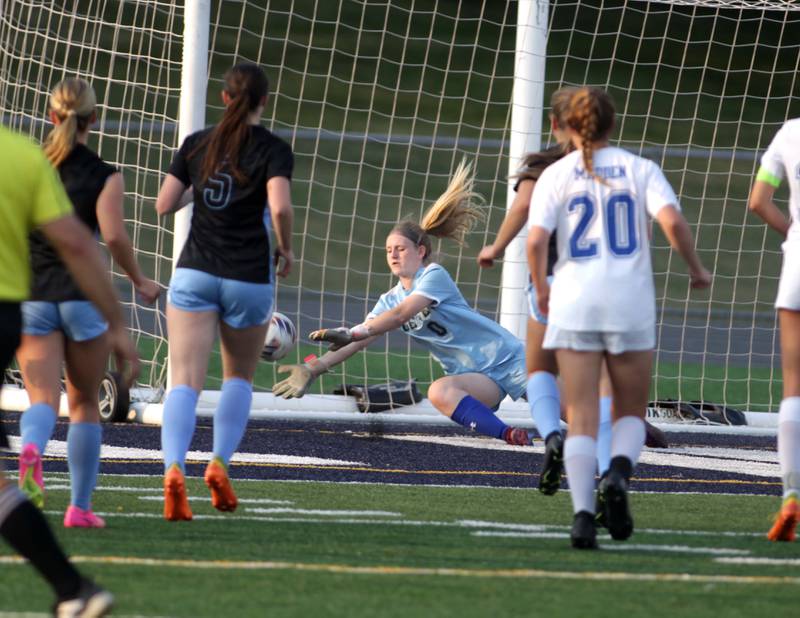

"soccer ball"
[261,311,297,362]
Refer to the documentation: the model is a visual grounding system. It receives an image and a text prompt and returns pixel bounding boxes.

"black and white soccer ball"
[261,311,297,362]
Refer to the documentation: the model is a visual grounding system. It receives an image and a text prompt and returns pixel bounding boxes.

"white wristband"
[349,324,371,340]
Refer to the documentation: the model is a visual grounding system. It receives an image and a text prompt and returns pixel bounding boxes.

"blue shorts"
[21,301,108,342]
[484,354,528,404]
[526,276,554,325]
[168,268,274,328]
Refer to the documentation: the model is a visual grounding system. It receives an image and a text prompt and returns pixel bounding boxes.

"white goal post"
[0,0,797,423]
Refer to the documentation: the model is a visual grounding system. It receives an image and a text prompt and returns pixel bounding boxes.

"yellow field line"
[0,554,796,584]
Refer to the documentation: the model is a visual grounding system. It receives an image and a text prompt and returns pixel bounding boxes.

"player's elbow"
[155,196,174,216]
[747,196,768,215]
[103,232,129,250]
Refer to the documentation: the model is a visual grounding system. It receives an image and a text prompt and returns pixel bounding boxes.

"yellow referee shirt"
[0,126,73,301]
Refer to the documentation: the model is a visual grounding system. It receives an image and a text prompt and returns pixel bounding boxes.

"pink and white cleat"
[63,505,106,529]
[18,443,44,508]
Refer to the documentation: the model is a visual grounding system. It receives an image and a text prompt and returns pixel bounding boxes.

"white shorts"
[776,243,800,310]
[542,325,655,354]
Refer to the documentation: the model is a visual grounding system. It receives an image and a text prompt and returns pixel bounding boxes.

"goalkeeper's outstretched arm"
[272,336,376,399]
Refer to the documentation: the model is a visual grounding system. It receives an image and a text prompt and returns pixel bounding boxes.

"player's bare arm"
[654,205,711,289]
[477,178,534,268]
[749,180,790,237]
[267,176,293,277]
[96,172,160,304]
[155,173,189,216]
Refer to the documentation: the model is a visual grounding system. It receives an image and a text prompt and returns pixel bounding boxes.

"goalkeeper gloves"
[272,363,316,399]
[309,324,370,351]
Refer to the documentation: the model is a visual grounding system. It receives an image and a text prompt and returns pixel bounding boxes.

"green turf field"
[0,472,796,617]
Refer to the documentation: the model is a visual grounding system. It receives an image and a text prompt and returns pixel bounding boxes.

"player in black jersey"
[15,78,160,528]
[477,87,617,496]
[155,63,294,521]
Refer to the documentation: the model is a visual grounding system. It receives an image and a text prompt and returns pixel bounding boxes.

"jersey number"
[203,173,233,210]
[567,192,638,259]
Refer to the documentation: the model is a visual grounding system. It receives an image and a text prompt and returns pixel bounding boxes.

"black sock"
[0,487,82,599]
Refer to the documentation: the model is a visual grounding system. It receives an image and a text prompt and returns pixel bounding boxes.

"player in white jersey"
[527,87,710,549]
[273,161,531,446]
[478,87,622,497]
[748,117,800,541]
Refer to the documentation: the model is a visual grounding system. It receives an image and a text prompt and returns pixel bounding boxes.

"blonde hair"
[42,78,96,167]
[392,159,485,263]
[565,86,615,183]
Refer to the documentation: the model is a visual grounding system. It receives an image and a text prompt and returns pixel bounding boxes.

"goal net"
[0,0,797,415]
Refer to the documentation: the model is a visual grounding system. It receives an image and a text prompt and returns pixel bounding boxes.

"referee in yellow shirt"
[0,125,138,616]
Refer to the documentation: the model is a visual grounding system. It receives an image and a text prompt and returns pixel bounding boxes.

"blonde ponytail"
[420,158,485,244]
[42,78,96,167]
[391,159,485,263]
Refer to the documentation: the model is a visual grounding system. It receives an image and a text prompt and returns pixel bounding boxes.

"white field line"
[18,473,775,498]
[244,507,401,516]
[457,519,762,538]
[39,508,762,540]
[0,555,794,585]
[470,531,750,555]
[382,434,779,478]
[48,484,163,493]
[5,436,367,467]
[716,557,800,566]
[137,496,291,504]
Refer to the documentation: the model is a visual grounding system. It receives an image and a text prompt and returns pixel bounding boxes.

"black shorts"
[0,302,22,449]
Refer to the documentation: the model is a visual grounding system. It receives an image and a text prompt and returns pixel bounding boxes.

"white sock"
[565,435,597,515]
[778,397,800,499]
[611,416,646,466]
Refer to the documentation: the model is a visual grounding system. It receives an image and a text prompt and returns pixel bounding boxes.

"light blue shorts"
[21,301,108,342]
[526,276,554,325]
[485,354,528,404]
[168,268,274,328]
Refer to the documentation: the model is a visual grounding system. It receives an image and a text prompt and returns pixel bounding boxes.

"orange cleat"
[204,457,238,512]
[767,495,800,542]
[163,464,192,521]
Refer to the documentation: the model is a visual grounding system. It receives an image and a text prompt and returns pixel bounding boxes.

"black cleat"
[53,579,114,618]
[600,463,634,541]
[538,432,564,495]
[570,511,598,549]
[594,473,608,529]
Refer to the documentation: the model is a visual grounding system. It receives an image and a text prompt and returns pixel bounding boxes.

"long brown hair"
[192,63,270,185]
[392,159,485,264]
[42,78,96,167]
[565,86,616,183]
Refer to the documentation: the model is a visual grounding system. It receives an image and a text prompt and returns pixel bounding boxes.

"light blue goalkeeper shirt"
[367,263,526,400]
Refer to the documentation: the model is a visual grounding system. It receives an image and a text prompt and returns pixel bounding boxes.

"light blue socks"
[66,423,101,510]
[527,371,562,441]
[596,396,613,476]
[20,402,57,455]
[161,385,199,472]
[212,378,253,465]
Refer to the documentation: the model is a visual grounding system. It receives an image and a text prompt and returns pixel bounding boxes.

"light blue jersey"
[368,264,526,400]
